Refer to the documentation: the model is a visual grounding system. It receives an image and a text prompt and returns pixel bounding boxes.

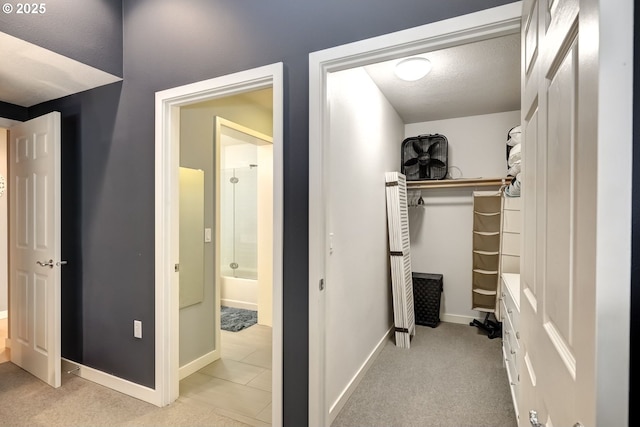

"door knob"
[529,410,545,427]
[36,259,54,268]
[530,410,583,427]
[36,259,67,268]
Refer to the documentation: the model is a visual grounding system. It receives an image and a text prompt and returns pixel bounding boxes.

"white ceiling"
[0,32,122,108]
[364,33,521,123]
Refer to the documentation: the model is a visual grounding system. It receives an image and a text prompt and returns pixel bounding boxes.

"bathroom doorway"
[154,63,283,425]
[177,103,274,425]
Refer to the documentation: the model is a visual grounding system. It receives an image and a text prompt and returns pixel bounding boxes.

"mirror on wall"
[179,167,205,308]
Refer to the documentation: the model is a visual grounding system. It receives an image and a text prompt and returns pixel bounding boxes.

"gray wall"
[10,1,515,425]
[0,101,27,121]
[0,0,123,76]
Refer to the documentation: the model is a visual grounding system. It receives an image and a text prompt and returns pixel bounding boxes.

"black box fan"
[401,134,448,180]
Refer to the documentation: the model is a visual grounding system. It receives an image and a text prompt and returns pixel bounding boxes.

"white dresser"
[499,195,521,421]
[501,272,520,421]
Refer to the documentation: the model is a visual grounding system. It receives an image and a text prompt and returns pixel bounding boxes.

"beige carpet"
[0,362,250,427]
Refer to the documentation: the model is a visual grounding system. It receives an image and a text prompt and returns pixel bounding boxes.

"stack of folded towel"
[505,125,522,197]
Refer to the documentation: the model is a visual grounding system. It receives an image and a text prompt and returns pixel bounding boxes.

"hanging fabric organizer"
[471,191,503,319]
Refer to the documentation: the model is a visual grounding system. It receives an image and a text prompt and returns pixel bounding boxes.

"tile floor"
[179,324,273,427]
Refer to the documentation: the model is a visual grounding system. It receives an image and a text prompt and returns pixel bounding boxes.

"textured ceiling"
[0,32,121,108]
[364,33,521,123]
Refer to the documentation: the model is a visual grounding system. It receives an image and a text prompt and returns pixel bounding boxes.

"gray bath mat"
[220,306,257,332]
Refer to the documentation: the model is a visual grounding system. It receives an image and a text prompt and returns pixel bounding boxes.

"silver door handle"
[529,410,545,427]
[36,259,67,268]
[530,410,582,427]
[36,259,54,268]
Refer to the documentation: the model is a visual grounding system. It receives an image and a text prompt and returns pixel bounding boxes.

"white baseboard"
[221,299,258,311]
[178,350,218,380]
[441,313,479,325]
[328,326,393,425]
[0,310,7,319]
[61,358,159,406]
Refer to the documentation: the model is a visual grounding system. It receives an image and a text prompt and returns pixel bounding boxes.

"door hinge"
[319,278,325,291]
[175,263,180,272]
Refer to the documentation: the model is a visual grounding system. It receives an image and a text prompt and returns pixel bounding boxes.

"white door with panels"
[9,112,62,388]
[520,0,598,425]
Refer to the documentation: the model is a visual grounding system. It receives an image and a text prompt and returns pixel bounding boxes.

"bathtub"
[221,275,258,311]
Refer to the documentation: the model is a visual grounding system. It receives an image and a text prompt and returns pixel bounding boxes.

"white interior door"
[8,112,62,388]
[519,0,595,425]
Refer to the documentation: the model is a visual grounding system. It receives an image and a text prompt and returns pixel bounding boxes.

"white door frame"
[308,4,522,425]
[154,63,284,426]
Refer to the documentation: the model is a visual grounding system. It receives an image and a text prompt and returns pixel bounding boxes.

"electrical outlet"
[134,320,142,339]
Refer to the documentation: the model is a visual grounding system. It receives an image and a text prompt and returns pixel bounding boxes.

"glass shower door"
[220,166,258,280]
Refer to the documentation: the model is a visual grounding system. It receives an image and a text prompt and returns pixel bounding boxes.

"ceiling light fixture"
[395,57,432,81]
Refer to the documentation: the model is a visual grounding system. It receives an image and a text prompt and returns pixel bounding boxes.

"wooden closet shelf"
[472,288,497,295]
[406,176,512,189]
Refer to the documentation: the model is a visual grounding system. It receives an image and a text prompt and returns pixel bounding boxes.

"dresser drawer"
[501,299,519,378]
[502,322,518,382]
[503,310,519,355]
[503,306,519,342]
[505,343,519,385]
[503,298,519,334]
[501,275,520,338]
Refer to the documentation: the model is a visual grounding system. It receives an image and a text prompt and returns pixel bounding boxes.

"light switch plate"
[134,320,142,339]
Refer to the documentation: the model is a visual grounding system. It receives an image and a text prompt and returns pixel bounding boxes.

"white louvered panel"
[403,251,415,336]
[385,172,415,348]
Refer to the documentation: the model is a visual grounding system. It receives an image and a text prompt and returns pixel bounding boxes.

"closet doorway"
[308,4,522,425]
[155,63,283,425]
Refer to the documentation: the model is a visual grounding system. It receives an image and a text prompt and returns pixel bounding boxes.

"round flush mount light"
[395,57,432,81]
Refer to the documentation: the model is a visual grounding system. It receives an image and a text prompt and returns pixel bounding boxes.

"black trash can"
[412,273,443,327]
